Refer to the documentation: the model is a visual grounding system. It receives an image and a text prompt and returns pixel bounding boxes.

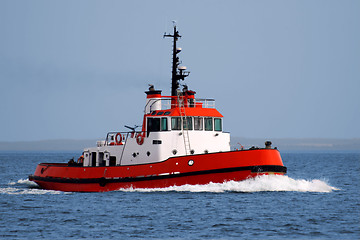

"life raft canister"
[136,133,144,145]
[115,133,123,145]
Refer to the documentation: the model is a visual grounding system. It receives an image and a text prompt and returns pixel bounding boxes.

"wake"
[118,175,339,193]
[1,179,61,195]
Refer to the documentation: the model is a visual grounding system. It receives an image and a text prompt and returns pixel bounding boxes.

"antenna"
[164,24,190,97]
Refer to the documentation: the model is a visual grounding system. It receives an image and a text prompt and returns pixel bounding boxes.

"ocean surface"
[0,151,359,239]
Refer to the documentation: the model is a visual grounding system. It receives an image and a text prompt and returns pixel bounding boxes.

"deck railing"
[96,131,145,147]
[160,98,216,110]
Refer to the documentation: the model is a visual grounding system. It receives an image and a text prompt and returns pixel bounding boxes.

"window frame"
[183,117,193,130]
[214,118,222,131]
[147,117,161,132]
[161,117,168,131]
[171,117,182,130]
[194,117,204,131]
[204,117,213,131]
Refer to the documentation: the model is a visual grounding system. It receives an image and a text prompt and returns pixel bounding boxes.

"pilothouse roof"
[147,108,223,118]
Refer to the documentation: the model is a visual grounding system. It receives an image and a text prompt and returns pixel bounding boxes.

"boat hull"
[29,149,286,192]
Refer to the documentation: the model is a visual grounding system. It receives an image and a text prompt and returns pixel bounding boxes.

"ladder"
[177,94,191,155]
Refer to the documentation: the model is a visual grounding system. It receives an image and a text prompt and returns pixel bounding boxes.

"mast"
[164,22,189,97]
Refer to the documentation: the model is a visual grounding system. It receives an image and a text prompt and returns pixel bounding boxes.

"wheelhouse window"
[161,117,168,131]
[214,118,222,131]
[147,118,160,132]
[204,117,213,131]
[194,117,203,130]
[171,117,181,130]
[148,117,168,132]
[183,117,193,130]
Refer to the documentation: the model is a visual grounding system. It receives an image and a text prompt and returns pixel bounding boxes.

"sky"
[0,0,359,141]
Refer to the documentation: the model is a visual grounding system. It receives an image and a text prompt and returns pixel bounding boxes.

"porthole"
[188,160,194,166]
[172,149,177,155]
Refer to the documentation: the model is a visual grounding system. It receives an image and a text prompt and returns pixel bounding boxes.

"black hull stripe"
[29,165,287,184]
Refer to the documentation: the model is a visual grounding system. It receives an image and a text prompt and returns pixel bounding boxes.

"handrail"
[159,98,216,110]
[119,132,130,166]
[104,131,143,146]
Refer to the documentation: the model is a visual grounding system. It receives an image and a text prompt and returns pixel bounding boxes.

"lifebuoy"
[115,133,123,145]
[136,133,144,145]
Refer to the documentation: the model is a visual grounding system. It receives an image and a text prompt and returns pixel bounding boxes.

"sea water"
[0,151,359,239]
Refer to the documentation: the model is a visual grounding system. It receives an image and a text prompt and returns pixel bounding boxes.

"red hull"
[29,149,286,192]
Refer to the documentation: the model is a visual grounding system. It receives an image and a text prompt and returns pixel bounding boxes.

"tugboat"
[29,24,286,192]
